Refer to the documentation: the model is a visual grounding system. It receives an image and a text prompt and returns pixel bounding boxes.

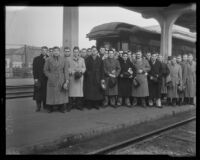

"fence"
[6,44,40,79]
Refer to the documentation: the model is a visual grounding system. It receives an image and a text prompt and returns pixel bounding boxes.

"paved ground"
[6,78,33,86]
[6,97,196,154]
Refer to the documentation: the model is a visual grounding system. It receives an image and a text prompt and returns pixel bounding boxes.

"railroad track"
[6,85,34,99]
[88,116,196,155]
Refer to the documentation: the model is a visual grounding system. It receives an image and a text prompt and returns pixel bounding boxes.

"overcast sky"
[6,6,160,48]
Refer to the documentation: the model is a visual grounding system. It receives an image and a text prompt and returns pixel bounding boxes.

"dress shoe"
[94,106,100,110]
[132,100,137,106]
[47,109,53,113]
[117,101,122,106]
[172,102,176,107]
[35,108,40,112]
[60,109,65,113]
[156,105,163,108]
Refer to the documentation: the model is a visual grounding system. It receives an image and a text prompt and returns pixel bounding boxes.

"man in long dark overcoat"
[33,46,49,112]
[148,53,163,108]
[157,55,170,104]
[117,52,136,107]
[84,46,105,109]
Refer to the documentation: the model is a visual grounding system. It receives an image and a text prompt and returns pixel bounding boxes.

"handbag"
[133,77,140,87]
[34,80,41,89]
[150,75,158,83]
[165,74,172,88]
[74,71,82,80]
[108,77,117,89]
[177,84,185,92]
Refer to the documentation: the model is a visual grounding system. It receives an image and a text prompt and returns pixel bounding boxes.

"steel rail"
[87,116,196,155]
[6,85,34,99]
[6,85,34,89]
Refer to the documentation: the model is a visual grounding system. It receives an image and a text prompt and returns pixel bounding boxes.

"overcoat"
[103,57,121,96]
[32,54,48,103]
[132,58,150,97]
[178,61,188,98]
[167,63,182,98]
[148,60,163,98]
[84,55,105,100]
[185,61,196,98]
[43,56,69,105]
[160,62,170,94]
[68,56,86,97]
[118,58,136,97]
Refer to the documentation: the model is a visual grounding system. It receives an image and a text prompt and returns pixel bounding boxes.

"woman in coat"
[43,46,69,113]
[185,54,196,105]
[103,49,121,107]
[132,51,151,107]
[117,52,136,107]
[84,46,105,109]
[68,47,86,110]
[167,56,182,106]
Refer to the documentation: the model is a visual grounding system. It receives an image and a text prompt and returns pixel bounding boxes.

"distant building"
[12,61,23,68]
[5,45,41,78]
[6,45,41,69]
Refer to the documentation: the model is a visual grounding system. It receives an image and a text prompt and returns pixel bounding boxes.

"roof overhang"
[123,4,196,32]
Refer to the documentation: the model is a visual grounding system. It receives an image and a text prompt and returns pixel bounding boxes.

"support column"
[63,7,79,50]
[159,19,173,60]
[155,14,180,61]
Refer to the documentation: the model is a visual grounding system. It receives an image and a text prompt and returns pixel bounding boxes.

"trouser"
[148,98,161,106]
[36,100,46,110]
[161,93,167,100]
[87,100,102,109]
[69,97,83,110]
[48,104,65,112]
[167,98,177,106]
[117,97,131,106]
[188,97,194,105]
[104,96,116,106]
[133,97,146,107]
[177,97,184,105]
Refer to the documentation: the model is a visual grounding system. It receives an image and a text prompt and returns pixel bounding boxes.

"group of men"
[33,46,196,113]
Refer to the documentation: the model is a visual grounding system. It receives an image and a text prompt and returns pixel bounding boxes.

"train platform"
[6,97,196,154]
[6,78,34,86]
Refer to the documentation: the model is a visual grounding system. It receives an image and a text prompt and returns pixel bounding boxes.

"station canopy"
[123,4,196,32]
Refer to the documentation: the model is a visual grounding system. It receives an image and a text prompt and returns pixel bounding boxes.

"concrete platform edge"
[7,107,195,155]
